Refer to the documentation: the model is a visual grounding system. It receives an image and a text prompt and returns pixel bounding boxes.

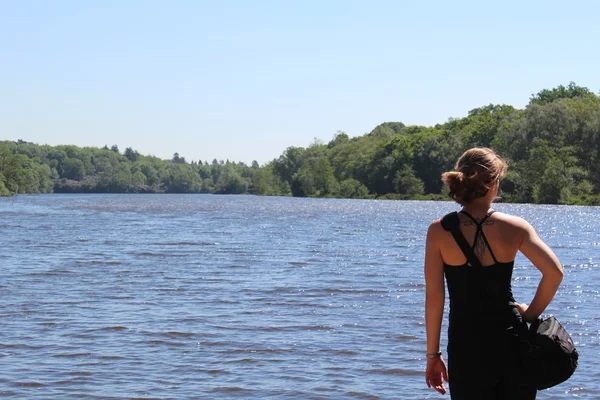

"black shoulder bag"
[441,211,578,390]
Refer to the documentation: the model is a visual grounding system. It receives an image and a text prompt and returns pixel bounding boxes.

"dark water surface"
[1,194,598,399]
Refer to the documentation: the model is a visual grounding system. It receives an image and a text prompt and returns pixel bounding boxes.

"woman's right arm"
[517,219,564,322]
[424,222,448,394]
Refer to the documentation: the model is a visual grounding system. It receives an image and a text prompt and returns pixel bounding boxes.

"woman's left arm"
[424,222,448,394]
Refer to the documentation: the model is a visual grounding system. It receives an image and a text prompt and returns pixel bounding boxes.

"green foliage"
[413,129,463,194]
[62,158,86,180]
[0,174,11,196]
[124,147,140,162]
[0,141,261,195]
[165,163,200,193]
[463,104,517,147]
[274,146,305,184]
[216,164,247,194]
[172,152,186,164]
[339,179,369,198]
[292,155,338,197]
[394,166,424,196]
[327,131,350,149]
[530,82,595,106]
[370,122,405,138]
[253,162,289,196]
[2,82,599,204]
[533,158,571,204]
[0,145,26,194]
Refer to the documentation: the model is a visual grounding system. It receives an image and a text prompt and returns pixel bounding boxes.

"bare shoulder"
[426,218,445,238]
[491,211,532,230]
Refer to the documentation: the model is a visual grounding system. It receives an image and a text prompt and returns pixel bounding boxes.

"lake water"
[1,194,598,399]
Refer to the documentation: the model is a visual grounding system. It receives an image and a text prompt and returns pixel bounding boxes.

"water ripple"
[0,194,598,399]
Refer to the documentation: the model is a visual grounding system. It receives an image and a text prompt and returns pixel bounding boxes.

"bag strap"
[441,212,483,269]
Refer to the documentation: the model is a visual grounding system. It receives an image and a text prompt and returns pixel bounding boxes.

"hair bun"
[441,147,508,205]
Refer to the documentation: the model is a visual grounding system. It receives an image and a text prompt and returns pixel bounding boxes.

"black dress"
[443,211,536,400]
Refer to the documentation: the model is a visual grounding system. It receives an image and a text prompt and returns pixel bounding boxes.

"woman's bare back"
[436,211,526,267]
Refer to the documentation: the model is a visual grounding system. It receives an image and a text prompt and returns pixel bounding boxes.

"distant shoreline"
[2,84,599,205]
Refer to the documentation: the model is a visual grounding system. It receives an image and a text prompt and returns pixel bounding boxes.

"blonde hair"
[441,147,508,205]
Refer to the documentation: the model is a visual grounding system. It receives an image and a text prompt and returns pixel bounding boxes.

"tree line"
[0,142,256,196]
[1,83,599,205]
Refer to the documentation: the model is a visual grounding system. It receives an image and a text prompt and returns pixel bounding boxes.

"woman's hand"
[426,356,449,395]
[514,302,528,315]
[514,302,537,323]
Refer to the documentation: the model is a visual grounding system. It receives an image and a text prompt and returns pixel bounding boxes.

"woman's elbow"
[544,264,564,283]
[556,266,565,281]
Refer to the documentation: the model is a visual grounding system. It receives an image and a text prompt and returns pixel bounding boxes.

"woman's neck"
[461,200,493,218]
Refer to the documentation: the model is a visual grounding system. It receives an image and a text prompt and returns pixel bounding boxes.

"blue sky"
[1,0,599,164]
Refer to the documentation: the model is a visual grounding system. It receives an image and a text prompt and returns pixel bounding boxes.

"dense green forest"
[1,83,599,204]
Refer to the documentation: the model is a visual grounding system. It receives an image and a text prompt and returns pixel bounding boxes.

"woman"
[424,148,564,399]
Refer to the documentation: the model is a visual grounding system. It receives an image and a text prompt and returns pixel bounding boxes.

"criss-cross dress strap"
[459,210,498,264]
